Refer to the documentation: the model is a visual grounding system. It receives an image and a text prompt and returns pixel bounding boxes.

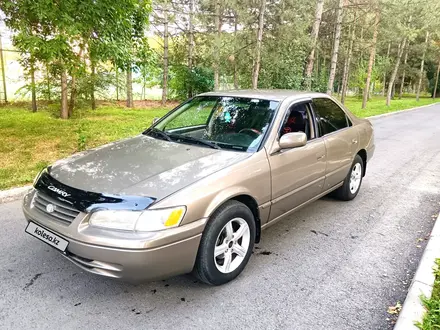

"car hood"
[49,135,251,200]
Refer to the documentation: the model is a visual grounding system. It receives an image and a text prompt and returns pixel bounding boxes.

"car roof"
[198,89,329,102]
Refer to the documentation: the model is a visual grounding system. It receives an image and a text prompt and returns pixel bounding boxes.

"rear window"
[312,98,349,136]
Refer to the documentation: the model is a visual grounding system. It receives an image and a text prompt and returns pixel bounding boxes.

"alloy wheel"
[214,217,251,274]
[349,163,362,194]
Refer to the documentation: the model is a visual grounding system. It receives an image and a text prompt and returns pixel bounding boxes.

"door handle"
[352,139,358,144]
[317,154,325,160]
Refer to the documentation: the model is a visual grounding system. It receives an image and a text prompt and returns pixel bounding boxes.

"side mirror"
[279,132,307,149]
[152,117,160,124]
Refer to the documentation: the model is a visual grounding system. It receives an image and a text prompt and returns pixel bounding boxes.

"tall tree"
[161,2,169,105]
[303,0,324,90]
[251,0,267,89]
[386,38,406,106]
[326,0,344,95]
[399,43,409,99]
[233,13,239,89]
[2,0,151,117]
[362,8,380,109]
[213,0,222,90]
[434,59,440,99]
[30,60,37,112]
[188,0,195,97]
[60,69,68,119]
[416,31,429,101]
[341,12,357,104]
[382,43,391,97]
[91,60,97,109]
[127,69,134,107]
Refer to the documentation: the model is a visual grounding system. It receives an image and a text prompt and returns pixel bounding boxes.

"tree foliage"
[1,0,440,114]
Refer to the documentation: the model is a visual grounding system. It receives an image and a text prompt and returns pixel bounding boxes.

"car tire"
[334,154,364,201]
[193,200,256,286]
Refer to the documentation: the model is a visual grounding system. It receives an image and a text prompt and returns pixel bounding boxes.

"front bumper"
[22,189,205,282]
[64,229,201,282]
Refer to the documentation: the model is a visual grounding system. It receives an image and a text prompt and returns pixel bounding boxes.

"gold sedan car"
[23,90,374,285]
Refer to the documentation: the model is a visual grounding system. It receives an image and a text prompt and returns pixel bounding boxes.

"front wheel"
[193,200,256,285]
[334,154,364,201]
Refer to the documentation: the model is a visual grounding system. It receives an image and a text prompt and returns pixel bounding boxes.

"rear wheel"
[335,154,364,201]
[193,200,256,285]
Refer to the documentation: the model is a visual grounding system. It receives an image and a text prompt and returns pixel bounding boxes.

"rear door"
[311,98,359,190]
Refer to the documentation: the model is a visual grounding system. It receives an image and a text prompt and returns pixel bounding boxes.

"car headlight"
[89,206,186,232]
[33,168,47,186]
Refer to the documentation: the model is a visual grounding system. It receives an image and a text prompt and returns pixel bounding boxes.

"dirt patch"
[32,139,62,161]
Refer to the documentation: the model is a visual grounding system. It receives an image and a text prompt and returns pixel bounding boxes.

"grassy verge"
[417,259,440,329]
[344,95,438,117]
[0,95,438,190]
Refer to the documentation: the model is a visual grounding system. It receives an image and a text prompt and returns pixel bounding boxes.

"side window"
[280,102,313,140]
[312,98,349,136]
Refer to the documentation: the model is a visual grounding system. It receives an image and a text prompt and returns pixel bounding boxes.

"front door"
[268,102,326,222]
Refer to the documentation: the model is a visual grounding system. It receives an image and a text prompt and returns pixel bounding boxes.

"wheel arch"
[207,192,261,244]
[357,149,367,176]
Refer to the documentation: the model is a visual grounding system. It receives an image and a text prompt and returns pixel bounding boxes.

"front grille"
[33,191,79,224]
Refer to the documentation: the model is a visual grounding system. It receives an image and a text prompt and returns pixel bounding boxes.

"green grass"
[0,95,438,190]
[417,259,440,329]
[0,102,170,190]
[344,95,438,117]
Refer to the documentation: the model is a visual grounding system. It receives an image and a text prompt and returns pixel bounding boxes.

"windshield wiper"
[170,134,222,150]
[146,128,172,141]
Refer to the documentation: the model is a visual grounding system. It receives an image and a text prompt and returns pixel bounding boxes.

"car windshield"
[145,96,279,152]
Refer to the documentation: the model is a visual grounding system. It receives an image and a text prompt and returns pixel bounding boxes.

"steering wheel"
[239,128,262,137]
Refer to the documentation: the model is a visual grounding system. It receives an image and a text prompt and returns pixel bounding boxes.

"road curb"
[366,102,440,120]
[0,185,31,204]
[394,212,440,329]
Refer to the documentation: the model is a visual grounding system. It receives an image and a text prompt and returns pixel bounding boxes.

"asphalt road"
[1,104,440,330]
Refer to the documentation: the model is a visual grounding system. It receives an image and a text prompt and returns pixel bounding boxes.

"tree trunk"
[341,15,356,105]
[0,34,7,103]
[362,9,379,109]
[386,38,406,106]
[359,25,364,64]
[91,60,96,110]
[399,43,409,99]
[60,69,68,119]
[68,74,76,117]
[161,5,169,105]
[188,0,195,97]
[213,0,222,90]
[46,63,51,101]
[314,47,320,82]
[30,63,37,112]
[326,0,344,95]
[115,67,119,101]
[433,59,440,99]
[303,0,324,90]
[126,68,133,108]
[251,0,267,89]
[337,77,342,96]
[382,43,391,97]
[233,14,239,89]
[416,31,429,101]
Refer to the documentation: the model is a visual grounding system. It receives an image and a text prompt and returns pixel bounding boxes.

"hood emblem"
[47,185,71,198]
[46,204,56,213]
